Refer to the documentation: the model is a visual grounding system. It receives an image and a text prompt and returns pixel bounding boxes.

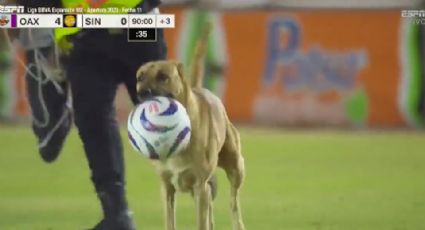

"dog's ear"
[175,62,185,80]
[136,65,144,80]
[137,62,155,80]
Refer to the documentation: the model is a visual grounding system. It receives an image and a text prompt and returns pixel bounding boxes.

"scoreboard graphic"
[0,5,175,41]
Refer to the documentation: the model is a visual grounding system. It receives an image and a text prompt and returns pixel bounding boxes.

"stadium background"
[1,0,425,229]
[2,0,425,128]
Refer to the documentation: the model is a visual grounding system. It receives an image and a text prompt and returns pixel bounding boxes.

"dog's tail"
[189,22,212,88]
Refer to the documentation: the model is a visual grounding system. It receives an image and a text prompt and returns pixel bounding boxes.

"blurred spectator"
[0,30,12,122]
[178,0,228,99]
[420,1,425,119]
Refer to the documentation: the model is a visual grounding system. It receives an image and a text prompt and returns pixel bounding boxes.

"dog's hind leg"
[161,174,177,230]
[209,196,215,230]
[226,160,246,230]
[218,122,246,230]
[208,174,217,230]
[194,180,212,230]
[190,175,216,230]
[208,174,218,200]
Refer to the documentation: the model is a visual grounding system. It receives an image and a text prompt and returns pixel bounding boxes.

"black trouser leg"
[66,59,124,187]
[65,29,167,229]
[66,55,136,229]
[66,31,167,177]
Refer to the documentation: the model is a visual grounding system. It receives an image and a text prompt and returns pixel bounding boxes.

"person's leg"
[65,42,135,229]
[25,46,71,162]
[63,27,166,229]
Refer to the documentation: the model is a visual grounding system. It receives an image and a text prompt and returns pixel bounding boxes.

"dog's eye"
[156,73,168,82]
[138,75,147,82]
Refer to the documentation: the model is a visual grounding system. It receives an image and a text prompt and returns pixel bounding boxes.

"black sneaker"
[89,182,137,230]
[33,104,72,163]
[26,67,71,163]
[91,211,137,230]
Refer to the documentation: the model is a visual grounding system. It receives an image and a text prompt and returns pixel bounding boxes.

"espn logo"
[401,10,425,18]
[0,5,25,13]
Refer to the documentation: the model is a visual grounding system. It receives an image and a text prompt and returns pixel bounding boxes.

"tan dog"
[136,25,246,230]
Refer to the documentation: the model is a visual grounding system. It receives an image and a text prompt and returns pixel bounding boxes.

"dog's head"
[136,61,186,102]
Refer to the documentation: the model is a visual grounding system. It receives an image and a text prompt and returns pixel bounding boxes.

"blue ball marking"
[168,126,191,157]
[140,108,177,133]
[159,98,178,116]
[128,131,141,152]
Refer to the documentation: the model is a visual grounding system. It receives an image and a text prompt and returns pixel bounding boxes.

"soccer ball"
[127,96,191,160]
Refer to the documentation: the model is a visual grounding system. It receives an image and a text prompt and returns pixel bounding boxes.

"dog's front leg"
[161,179,176,230]
[194,182,210,230]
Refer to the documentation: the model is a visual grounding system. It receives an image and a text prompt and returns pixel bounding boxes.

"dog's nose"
[138,88,152,100]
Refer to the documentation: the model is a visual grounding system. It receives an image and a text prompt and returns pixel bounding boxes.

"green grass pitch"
[0,127,425,230]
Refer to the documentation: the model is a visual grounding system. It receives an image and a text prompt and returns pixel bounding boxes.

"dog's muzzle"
[138,88,158,101]
[138,89,175,102]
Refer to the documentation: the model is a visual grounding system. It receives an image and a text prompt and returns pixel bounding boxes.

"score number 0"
[121,17,128,25]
